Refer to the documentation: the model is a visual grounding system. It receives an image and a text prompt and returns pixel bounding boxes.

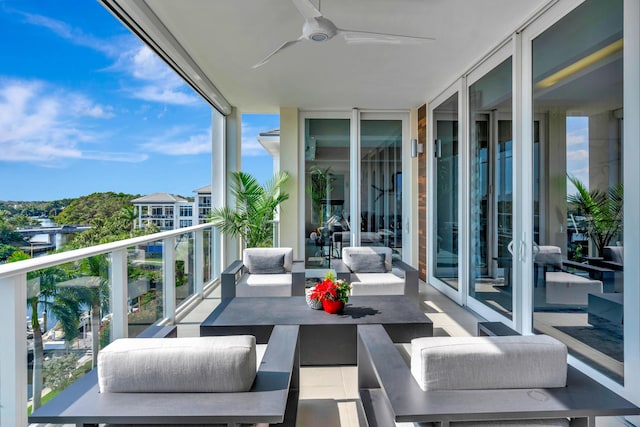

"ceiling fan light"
[310,32,329,42]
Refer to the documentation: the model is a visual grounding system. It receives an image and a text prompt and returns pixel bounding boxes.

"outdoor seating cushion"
[98,335,257,393]
[236,273,291,297]
[410,335,567,391]
[243,247,293,273]
[604,246,624,264]
[342,246,392,272]
[350,273,405,295]
[417,420,569,427]
[535,245,562,268]
[545,271,602,305]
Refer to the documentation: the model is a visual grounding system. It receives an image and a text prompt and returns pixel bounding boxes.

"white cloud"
[567,129,588,146]
[566,149,588,161]
[140,128,212,155]
[0,78,142,165]
[16,9,199,107]
[17,10,126,57]
[115,45,200,106]
[83,151,149,162]
[241,122,270,157]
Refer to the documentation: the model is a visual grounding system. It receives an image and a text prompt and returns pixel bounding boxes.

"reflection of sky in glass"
[566,116,589,193]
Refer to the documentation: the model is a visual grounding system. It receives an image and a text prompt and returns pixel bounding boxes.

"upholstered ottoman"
[545,271,602,305]
[410,334,569,427]
[98,335,257,393]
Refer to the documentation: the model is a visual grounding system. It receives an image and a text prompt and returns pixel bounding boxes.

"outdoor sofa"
[29,324,300,426]
[333,246,419,301]
[221,247,305,298]
[357,324,639,426]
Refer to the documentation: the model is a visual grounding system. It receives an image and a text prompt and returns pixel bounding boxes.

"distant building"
[132,193,193,231]
[257,129,280,173]
[193,185,212,224]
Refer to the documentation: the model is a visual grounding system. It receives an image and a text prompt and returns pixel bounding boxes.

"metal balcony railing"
[0,222,221,426]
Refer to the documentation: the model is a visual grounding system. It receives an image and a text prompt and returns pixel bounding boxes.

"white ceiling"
[111,0,550,113]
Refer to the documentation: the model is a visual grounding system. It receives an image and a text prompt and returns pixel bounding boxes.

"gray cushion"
[342,246,392,272]
[237,273,291,297]
[243,247,293,272]
[246,253,285,274]
[535,245,562,268]
[604,246,624,264]
[98,336,256,393]
[418,420,569,427]
[348,253,386,273]
[411,335,567,391]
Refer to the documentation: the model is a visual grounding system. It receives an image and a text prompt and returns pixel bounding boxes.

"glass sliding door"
[304,118,351,268]
[468,57,514,317]
[433,93,459,289]
[360,119,403,258]
[531,0,624,383]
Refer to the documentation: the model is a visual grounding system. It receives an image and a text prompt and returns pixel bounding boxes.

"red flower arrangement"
[307,272,351,314]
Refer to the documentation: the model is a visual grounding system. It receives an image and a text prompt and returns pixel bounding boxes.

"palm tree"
[209,171,290,248]
[9,251,80,410]
[119,205,138,234]
[67,255,110,368]
[306,166,335,228]
[567,175,623,257]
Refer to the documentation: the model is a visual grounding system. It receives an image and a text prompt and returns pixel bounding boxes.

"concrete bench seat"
[357,324,639,426]
[29,325,300,427]
[545,271,602,305]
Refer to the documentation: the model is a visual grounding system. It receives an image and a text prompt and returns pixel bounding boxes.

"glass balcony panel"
[127,243,165,337]
[26,258,111,415]
[175,232,195,307]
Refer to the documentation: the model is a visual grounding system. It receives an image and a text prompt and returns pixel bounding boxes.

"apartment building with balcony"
[132,192,193,230]
[193,184,212,224]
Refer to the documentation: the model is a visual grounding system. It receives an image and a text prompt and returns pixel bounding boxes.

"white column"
[279,108,300,255]
[163,237,176,323]
[350,108,361,245]
[408,108,419,266]
[624,0,640,419]
[224,107,241,264]
[0,274,28,427]
[211,109,225,279]
[110,249,128,339]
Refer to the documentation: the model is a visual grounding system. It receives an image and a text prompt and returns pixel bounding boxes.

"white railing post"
[163,237,176,323]
[194,230,204,295]
[0,274,28,427]
[110,249,129,339]
[212,227,221,280]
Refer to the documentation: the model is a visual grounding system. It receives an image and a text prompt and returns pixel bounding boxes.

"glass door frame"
[428,81,466,306]
[298,110,412,263]
[464,39,517,325]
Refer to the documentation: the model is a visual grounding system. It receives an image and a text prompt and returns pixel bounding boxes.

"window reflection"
[532,0,624,383]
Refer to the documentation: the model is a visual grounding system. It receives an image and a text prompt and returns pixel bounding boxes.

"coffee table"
[200,295,433,365]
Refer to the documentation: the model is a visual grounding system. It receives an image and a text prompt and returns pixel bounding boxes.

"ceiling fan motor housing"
[303,16,337,42]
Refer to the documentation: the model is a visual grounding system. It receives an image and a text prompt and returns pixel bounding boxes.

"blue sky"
[0,1,277,201]
[566,116,589,193]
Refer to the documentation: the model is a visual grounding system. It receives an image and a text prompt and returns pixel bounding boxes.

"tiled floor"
[177,280,633,427]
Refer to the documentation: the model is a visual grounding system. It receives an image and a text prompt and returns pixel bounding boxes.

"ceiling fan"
[252,0,435,68]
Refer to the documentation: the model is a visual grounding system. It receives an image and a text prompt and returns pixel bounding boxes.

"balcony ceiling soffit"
[122,0,549,112]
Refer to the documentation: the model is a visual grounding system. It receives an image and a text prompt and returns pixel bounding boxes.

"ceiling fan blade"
[341,29,435,45]
[252,36,304,69]
[291,0,322,20]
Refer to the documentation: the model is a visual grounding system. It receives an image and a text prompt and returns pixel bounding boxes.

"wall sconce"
[411,138,424,158]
